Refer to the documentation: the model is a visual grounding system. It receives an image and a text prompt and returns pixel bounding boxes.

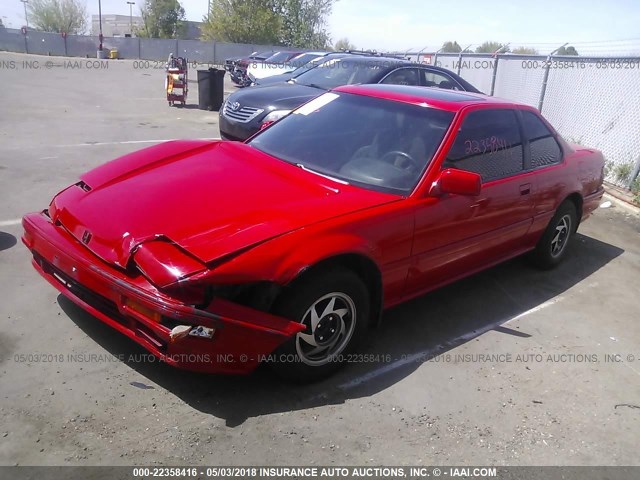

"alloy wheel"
[550,214,572,258]
[295,292,357,366]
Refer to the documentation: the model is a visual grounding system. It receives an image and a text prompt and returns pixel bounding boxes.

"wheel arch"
[563,192,583,232]
[202,231,385,325]
[284,253,384,329]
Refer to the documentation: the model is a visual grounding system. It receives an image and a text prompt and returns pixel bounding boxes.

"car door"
[518,109,565,217]
[406,107,535,295]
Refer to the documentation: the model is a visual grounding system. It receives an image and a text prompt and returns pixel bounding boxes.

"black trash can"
[197,68,226,111]
[210,68,226,111]
[197,69,212,110]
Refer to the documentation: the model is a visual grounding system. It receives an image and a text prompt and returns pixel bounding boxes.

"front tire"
[530,201,577,269]
[271,268,370,382]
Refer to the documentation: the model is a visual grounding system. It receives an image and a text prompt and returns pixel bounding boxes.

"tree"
[201,0,335,48]
[201,0,282,44]
[277,0,333,49]
[0,18,4,28]
[441,41,461,53]
[334,37,356,51]
[475,41,510,54]
[556,45,579,56]
[512,46,539,54]
[28,0,87,34]
[138,0,186,39]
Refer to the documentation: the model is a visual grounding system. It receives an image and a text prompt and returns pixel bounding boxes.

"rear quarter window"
[521,110,563,168]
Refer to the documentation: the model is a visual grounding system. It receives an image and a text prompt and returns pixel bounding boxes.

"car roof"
[334,55,407,64]
[334,84,524,112]
[315,56,481,93]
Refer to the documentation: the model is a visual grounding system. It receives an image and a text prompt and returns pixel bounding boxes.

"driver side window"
[422,70,462,90]
[381,68,421,86]
[444,109,524,182]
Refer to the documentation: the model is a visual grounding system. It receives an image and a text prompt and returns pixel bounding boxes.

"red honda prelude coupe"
[22,85,605,381]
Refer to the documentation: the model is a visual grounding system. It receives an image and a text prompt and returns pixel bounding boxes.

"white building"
[91,15,203,39]
[91,14,144,37]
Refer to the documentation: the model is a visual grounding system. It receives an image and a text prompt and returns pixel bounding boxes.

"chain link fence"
[0,27,280,65]
[410,52,640,188]
[542,57,640,189]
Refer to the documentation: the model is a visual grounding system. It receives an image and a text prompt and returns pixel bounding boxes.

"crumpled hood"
[51,141,396,268]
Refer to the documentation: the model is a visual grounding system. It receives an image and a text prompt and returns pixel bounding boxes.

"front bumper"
[22,212,303,374]
[219,111,263,142]
[230,67,247,85]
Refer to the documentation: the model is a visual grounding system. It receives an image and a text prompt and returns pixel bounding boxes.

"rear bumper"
[582,186,605,221]
[22,212,303,374]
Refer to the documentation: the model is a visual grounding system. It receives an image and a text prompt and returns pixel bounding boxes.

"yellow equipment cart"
[165,55,188,107]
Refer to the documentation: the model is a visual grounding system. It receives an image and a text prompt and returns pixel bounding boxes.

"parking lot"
[0,51,639,466]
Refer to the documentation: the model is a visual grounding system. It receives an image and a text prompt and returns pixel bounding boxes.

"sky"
[3,0,640,55]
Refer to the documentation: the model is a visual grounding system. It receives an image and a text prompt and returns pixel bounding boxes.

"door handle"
[519,183,532,195]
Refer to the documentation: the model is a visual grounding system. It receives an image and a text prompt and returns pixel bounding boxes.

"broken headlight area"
[133,241,206,288]
[153,282,284,340]
[206,282,282,314]
[131,243,284,340]
[119,295,219,345]
[168,324,215,342]
[143,282,284,345]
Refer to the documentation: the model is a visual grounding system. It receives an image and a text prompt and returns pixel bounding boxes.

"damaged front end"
[22,211,304,374]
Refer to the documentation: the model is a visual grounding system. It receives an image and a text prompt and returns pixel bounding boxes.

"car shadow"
[59,233,623,426]
[0,232,17,252]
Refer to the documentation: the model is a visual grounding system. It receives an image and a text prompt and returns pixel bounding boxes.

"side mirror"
[431,168,482,197]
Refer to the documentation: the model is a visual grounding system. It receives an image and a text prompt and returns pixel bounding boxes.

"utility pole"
[20,0,29,28]
[98,0,103,52]
[127,1,135,36]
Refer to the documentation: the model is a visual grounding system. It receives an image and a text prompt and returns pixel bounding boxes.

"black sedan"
[219,55,480,142]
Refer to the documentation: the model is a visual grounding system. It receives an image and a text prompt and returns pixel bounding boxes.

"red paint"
[434,168,482,196]
[23,86,605,374]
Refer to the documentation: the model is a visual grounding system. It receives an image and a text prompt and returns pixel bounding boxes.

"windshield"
[286,53,323,69]
[290,55,338,77]
[265,51,296,63]
[294,58,403,89]
[249,93,454,194]
[251,51,273,60]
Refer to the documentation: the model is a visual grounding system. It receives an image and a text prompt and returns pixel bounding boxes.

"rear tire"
[530,201,577,269]
[270,267,370,383]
